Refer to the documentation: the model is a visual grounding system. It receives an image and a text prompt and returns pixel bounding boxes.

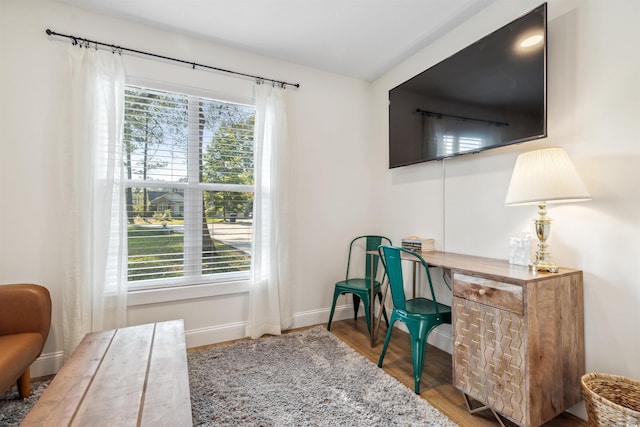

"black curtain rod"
[416,108,508,127]
[45,29,300,89]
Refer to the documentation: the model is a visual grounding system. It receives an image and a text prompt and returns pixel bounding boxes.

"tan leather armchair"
[0,284,52,398]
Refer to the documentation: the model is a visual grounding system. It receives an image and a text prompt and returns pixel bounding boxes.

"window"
[124,85,255,289]
[441,134,484,156]
[431,115,504,158]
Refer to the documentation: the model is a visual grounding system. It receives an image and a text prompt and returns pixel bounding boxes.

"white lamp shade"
[505,147,591,206]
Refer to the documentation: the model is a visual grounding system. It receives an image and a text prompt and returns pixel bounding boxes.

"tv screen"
[389,3,547,168]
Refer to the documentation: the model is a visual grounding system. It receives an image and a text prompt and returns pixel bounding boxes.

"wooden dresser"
[420,251,585,427]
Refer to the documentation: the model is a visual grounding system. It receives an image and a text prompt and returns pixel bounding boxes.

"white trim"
[185,303,355,348]
[128,280,251,306]
[128,270,251,292]
[30,351,64,379]
[429,327,453,354]
[185,321,248,348]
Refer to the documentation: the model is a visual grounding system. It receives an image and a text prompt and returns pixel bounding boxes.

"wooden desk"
[21,320,192,427]
[409,251,584,427]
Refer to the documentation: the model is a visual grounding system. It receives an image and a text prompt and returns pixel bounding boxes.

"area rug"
[0,381,50,427]
[0,327,457,426]
[188,326,457,426]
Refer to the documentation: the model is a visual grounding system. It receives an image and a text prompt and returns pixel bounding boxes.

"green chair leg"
[377,292,390,327]
[378,316,397,367]
[327,288,342,331]
[408,322,430,394]
[355,293,388,328]
[353,295,361,319]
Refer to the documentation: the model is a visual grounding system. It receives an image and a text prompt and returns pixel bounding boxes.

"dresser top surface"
[418,251,581,284]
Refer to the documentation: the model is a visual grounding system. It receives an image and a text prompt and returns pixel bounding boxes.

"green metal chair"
[377,245,452,394]
[327,235,391,333]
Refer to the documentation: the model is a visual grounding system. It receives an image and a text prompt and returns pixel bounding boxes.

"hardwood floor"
[328,318,587,427]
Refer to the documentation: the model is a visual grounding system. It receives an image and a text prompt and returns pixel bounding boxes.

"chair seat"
[406,298,452,317]
[335,278,382,292]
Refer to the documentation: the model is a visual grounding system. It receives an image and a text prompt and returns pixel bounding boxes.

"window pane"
[203,190,253,274]
[127,187,184,281]
[124,87,189,182]
[200,100,255,185]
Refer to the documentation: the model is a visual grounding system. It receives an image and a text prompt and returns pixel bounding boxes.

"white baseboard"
[292,304,353,330]
[185,303,353,348]
[184,304,455,353]
[428,327,453,354]
[30,303,453,378]
[184,321,247,348]
[31,350,64,379]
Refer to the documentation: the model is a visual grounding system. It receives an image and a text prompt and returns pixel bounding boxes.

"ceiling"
[56,0,495,81]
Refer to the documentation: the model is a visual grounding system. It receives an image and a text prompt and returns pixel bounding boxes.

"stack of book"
[401,237,435,252]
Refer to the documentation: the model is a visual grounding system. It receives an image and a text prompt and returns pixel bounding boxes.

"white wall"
[0,0,376,374]
[372,0,640,418]
[3,0,639,421]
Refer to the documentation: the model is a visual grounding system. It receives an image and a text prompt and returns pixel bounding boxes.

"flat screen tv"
[388,3,547,168]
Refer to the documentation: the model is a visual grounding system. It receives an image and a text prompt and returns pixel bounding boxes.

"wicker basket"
[581,373,640,427]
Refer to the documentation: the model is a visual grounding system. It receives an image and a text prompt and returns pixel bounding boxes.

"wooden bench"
[21,320,192,426]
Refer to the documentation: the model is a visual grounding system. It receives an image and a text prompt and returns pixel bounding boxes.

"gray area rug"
[188,326,457,426]
[0,381,50,427]
[0,326,457,426]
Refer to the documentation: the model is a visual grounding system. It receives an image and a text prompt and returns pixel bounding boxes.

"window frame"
[123,78,256,299]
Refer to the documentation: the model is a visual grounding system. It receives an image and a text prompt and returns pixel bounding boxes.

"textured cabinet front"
[453,296,526,424]
[452,270,584,427]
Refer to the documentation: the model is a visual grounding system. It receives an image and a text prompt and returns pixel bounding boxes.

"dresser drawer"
[453,273,524,315]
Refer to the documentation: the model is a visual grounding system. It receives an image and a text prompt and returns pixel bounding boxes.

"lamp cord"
[441,159,452,292]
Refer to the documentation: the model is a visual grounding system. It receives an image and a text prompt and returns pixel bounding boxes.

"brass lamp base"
[531,258,558,273]
[532,202,559,273]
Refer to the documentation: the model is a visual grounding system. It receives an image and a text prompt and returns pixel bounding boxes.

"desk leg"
[370,264,376,347]
[375,276,389,346]
[412,262,417,299]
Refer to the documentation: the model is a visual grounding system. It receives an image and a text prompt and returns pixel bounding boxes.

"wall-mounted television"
[388,3,547,168]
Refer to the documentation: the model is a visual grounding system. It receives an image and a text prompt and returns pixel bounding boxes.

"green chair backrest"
[378,245,442,317]
[346,235,391,282]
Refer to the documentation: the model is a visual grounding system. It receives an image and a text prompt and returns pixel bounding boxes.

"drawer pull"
[455,341,462,347]
[478,289,486,296]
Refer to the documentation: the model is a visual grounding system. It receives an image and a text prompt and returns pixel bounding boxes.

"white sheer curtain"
[246,83,293,339]
[62,46,127,357]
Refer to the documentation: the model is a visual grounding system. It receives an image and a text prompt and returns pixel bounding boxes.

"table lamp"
[504,147,591,272]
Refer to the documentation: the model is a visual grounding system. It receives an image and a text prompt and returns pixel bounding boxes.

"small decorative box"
[401,237,435,252]
[509,236,535,266]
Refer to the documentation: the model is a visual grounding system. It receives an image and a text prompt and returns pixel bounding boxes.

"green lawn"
[127,225,249,281]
